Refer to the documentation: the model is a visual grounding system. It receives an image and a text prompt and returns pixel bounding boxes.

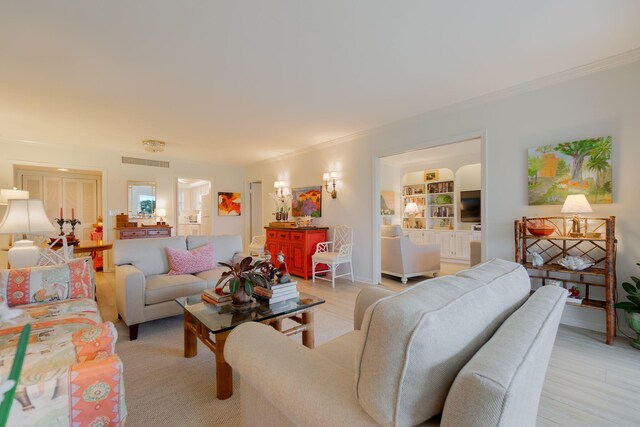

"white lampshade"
[0,199,55,268]
[0,199,56,235]
[561,194,593,214]
[0,188,29,205]
[330,171,338,179]
[405,202,419,214]
[274,181,281,189]
[156,208,167,217]
[322,173,330,182]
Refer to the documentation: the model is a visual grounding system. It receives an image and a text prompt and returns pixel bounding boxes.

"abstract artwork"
[528,136,612,205]
[218,192,241,215]
[291,186,322,217]
[380,191,395,215]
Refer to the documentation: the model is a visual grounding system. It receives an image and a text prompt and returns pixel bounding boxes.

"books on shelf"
[426,181,454,194]
[202,288,232,305]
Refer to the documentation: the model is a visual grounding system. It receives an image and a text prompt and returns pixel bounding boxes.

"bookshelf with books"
[402,184,426,229]
[426,180,454,230]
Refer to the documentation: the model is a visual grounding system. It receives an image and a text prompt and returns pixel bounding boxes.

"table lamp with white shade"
[0,188,29,205]
[156,208,167,225]
[561,194,593,237]
[405,202,420,228]
[0,199,56,268]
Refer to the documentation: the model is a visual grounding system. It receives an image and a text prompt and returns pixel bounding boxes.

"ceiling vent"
[121,156,170,168]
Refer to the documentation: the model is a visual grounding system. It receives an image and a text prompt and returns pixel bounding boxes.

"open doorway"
[249,182,263,240]
[176,178,212,236]
[376,137,484,285]
[14,165,103,240]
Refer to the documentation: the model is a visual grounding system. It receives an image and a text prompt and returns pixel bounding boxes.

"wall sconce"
[323,172,338,199]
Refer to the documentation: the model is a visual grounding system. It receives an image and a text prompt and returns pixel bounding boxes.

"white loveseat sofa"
[114,234,244,340]
[380,224,440,283]
[225,259,567,426]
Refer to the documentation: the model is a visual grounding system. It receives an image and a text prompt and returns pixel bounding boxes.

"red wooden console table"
[265,227,328,280]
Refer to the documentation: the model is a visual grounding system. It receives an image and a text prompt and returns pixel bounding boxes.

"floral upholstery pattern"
[0,257,94,307]
[0,260,126,427]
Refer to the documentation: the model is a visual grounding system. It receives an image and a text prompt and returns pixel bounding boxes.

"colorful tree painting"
[218,192,241,215]
[291,186,322,217]
[527,136,612,205]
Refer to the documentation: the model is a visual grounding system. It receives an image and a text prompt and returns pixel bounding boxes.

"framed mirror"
[128,181,156,219]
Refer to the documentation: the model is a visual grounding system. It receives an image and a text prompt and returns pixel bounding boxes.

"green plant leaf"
[218,262,234,270]
[631,276,640,286]
[628,295,640,306]
[230,278,240,293]
[615,301,640,312]
[622,282,638,295]
[244,281,253,295]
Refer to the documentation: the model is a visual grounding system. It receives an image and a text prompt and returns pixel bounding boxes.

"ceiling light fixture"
[142,139,166,153]
[58,168,69,172]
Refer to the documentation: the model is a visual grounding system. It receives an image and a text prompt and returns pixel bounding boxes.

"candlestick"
[60,207,63,218]
[72,208,75,220]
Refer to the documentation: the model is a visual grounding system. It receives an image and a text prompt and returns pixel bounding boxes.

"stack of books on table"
[253,282,299,304]
[202,288,232,305]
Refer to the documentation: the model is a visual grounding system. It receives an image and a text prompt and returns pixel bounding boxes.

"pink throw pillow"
[166,243,216,275]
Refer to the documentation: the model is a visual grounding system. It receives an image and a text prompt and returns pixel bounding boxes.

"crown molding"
[256,47,640,165]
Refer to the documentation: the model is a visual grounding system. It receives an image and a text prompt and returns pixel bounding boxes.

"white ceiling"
[1,1,640,165]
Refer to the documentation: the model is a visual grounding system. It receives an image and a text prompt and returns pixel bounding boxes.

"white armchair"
[312,225,354,288]
[380,225,440,283]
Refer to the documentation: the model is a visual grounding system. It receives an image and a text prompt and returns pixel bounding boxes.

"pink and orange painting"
[218,192,241,216]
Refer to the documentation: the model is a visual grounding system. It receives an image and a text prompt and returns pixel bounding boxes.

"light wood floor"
[97,263,640,427]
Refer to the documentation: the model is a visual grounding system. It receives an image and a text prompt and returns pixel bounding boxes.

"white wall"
[0,139,245,245]
[246,58,640,332]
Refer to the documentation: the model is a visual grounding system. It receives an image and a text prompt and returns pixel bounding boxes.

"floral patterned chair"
[0,257,127,427]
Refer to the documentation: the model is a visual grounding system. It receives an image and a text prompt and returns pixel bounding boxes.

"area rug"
[115,309,352,427]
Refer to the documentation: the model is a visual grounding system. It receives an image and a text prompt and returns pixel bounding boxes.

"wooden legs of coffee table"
[184,311,197,358]
[182,307,318,400]
[214,331,232,400]
[302,311,314,349]
[183,310,233,400]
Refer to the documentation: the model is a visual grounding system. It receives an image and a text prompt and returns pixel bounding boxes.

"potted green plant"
[615,262,640,349]
[216,256,270,308]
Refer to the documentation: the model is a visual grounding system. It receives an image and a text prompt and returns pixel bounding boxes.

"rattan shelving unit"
[515,216,617,345]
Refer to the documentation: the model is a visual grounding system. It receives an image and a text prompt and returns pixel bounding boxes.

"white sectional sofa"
[225,259,567,426]
[114,234,244,340]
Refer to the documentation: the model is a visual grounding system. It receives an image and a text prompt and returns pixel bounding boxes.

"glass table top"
[175,292,325,334]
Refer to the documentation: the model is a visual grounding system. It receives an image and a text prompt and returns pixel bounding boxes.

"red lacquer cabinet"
[265,227,328,280]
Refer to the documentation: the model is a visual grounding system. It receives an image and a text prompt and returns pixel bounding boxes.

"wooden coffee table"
[175,293,324,400]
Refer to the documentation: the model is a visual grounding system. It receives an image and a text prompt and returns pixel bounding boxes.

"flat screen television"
[460,190,481,223]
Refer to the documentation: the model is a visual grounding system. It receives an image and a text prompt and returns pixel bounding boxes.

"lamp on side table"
[561,194,593,237]
[0,199,56,268]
